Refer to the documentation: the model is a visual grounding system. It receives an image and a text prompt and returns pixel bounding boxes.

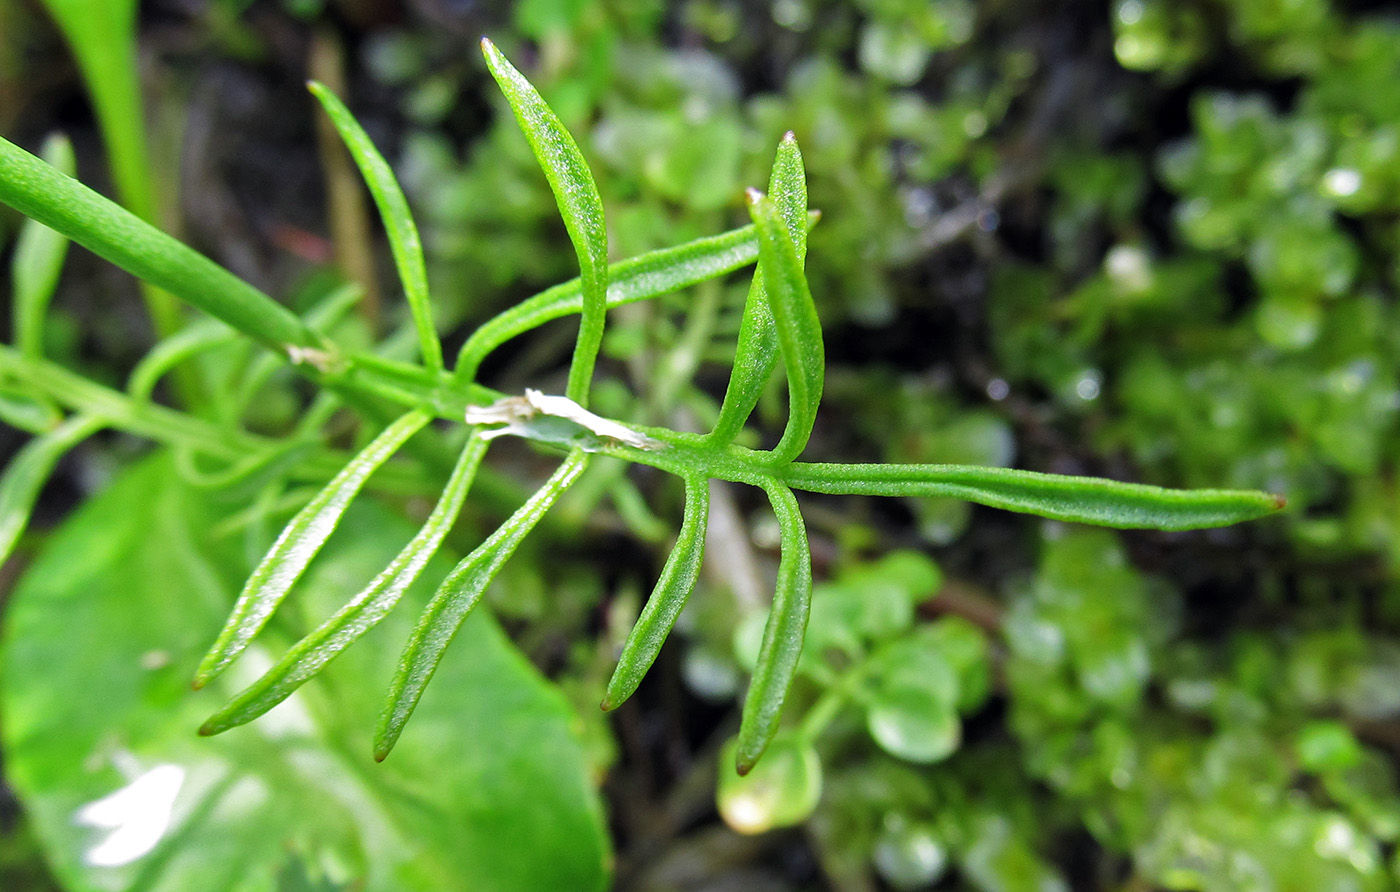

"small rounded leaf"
[874,818,950,890]
[866,686,962,764]
[717,733,822,835]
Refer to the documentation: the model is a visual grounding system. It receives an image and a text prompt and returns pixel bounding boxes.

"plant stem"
[0,136,324,357]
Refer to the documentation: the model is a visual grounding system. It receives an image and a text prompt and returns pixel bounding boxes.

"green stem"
[0,136,323,356]
[0,345,428,491]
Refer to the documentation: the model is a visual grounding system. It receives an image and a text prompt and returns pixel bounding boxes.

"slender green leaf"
[0,414,105,565]
[0,388,63,434]
[3,453,609,891]
[748,190,824,464]
[454,221,810,382]
[709,135,811,448]
[375,448,591,760]
[39,0,183,339]
[602,473,710,710]
[38,0,146,219]
[127,319,235,402]
[782,462,1286,530]
[481,38,608,407]
[736,481,813,774]
[200,432,488,735]
[308,82,443,374]
[194,409,432,687]
[12,133,74,359]
[0,137,324,355]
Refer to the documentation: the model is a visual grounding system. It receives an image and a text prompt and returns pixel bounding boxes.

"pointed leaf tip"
[745,187,764,204]
[782,131,796,143]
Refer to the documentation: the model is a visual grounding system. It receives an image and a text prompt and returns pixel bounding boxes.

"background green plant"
[3,2,1399,892]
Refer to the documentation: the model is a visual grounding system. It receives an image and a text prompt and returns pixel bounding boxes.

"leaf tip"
[745,187,764,205]
[372,744,391,763]
[735,753,756,776]
[599,696,616,712]
[1271,493,1287,510]
[781,130,797,144]
[480,36,495,54]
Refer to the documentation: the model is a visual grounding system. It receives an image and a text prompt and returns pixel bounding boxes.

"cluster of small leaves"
[987,2,1400,565]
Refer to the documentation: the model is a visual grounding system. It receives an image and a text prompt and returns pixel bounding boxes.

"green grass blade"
[602,473,709,711]
[374,448,590,760]
[454,222,782,383]
[0,414,105,565]
[782,462,1286,530]
[199,432,488,735]
[307,82,443,374]
[748,189,824,464]
[709,135,811,448]
[12,133,75,360]
[735,481,812,775]
[194,409,432,688]
[481,38,608,407]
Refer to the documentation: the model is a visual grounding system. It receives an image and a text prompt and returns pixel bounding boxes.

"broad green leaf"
[376,448,590,759]
[1,453,609,892]
[308,83,442,374]
[200,433,488,735]
[602,473,709,710]
[481,39,608,407]
[747,188,824,464]
[735,481,812,774]
[0,414,105,566]
[717,733,822,834]
[12,133,74,359]
[708,134,810,448]
[781,462,1286,530]
[195,410,432,687]
[453,220,814,382]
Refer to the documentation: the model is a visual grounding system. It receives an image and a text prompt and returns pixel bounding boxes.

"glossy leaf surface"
[195,409,431,686]
[200,433,489,735]
[1,453,609,892]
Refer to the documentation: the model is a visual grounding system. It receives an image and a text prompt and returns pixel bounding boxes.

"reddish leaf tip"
[745,187,763,204]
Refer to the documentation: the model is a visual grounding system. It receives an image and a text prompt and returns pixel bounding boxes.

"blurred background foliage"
[4,0,1400,889]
